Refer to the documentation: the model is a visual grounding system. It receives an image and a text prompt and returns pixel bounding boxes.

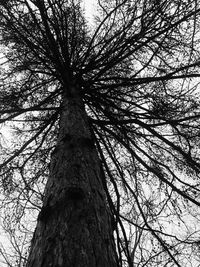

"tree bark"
[26,83,118,267]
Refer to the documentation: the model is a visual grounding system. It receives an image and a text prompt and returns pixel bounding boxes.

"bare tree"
[1,0,200,266]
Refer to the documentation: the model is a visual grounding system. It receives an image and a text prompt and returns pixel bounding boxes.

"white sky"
[83,0,97,23]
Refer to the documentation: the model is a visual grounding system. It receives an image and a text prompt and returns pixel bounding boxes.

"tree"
[1,0,200,266]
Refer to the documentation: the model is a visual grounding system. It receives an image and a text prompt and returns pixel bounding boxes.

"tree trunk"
[26,83,118,267]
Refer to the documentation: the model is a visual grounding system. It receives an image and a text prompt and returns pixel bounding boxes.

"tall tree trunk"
[26,83,118,267]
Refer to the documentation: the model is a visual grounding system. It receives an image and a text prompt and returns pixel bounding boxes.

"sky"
[83,0,97,21]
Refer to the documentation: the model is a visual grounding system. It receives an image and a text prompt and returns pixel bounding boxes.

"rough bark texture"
[26,84,118,267]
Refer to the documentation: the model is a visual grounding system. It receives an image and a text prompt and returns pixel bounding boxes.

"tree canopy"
[1,0,200,266]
